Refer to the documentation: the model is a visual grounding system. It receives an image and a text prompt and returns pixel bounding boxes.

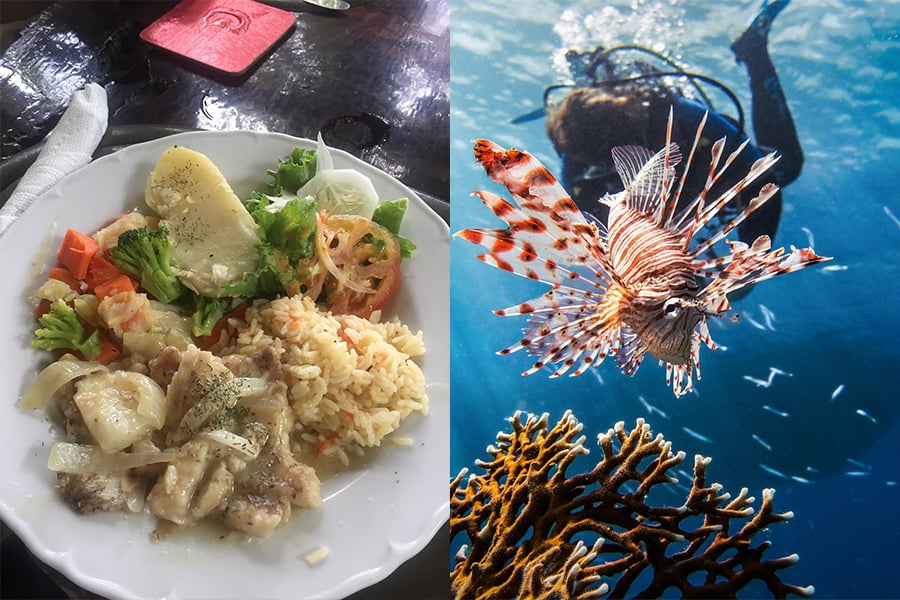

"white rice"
[304,546,330,565]
[229,295,427,465]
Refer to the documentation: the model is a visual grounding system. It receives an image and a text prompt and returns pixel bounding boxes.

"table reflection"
[1,0,449,201]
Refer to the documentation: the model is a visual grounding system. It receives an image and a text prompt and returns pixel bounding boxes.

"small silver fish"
[759,304,777,331]
[751,433,772,451]
[846,458,871,470]
[821,264,848,272]
[800,227,815,249]
[682,426,715,444]
[637,395,669,419]
[745,367,791,388]
[744,313,768,331]
[856,409,878,425]
[830,384,845,401]
[759,464,788,480]
[743,374,771,387]
[884,205,900,230]
[762,404,790,418]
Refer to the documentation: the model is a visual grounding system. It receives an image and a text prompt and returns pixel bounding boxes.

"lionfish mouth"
[456,108,830,397]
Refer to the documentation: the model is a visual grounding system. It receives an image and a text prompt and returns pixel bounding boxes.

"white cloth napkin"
[0,82,108,235]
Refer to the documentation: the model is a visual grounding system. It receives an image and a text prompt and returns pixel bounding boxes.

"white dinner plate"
[0,130,450,600]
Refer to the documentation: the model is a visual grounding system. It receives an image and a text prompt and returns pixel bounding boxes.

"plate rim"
[0,129,450,600]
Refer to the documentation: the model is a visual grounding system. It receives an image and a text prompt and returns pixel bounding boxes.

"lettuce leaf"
[266,148,317,196]
[372,198,417,259]
[227,193,318,298]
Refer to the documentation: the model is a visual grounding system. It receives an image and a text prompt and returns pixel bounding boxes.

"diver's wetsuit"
[547,1,802,247]
[731,0,803,187]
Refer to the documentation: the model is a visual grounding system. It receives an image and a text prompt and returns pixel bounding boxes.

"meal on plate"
[19,136,428,539]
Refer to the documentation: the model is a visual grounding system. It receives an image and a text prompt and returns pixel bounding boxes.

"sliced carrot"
[94,330,121,364]
[85,255,126,291]
[316,438,336,457]
[48,267,80,291]
[197,303,248,348]
[57,229,99,280]
[34,298,52,321]
[93,274,137,301]
[120,306,148,333]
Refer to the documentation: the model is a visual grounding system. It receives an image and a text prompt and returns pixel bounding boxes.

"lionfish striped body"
[456,110,829,396]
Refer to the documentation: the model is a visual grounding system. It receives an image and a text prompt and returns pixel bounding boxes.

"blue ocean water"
[449,0,900,597]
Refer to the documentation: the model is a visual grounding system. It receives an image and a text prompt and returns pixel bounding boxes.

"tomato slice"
[315,214,401,318]
[282,253,326,300]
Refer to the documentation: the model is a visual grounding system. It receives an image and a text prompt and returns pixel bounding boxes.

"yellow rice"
[228,295,427,465]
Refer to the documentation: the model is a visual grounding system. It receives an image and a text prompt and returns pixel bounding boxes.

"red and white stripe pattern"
[456,109,830,396]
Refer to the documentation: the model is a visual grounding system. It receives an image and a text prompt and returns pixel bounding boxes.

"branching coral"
[450,411,814,599]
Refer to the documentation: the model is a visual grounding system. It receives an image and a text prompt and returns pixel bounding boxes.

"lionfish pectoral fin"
[695,316,719,351]
[474,139,581,221]
[459,147,614,288]
[665,362,695,397]
[613,326,646,376]
[496,297,625,379]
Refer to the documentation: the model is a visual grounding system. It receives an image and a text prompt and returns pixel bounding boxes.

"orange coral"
[450,411,814,599]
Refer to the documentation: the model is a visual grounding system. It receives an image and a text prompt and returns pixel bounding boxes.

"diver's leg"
[731,0,803,186]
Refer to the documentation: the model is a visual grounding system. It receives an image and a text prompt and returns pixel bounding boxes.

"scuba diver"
[529,0,801,248]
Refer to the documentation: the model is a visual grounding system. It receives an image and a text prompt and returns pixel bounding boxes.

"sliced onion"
[18,360,107,410]
[132,373,167,430]
[75,372,164,453]
[315,131,335,172]
[48,442,177,474]
[296,133,379,219]
[73,295,100,328]
[35,278,79,303]
[201,429,261,460]
[178,384,238,434]
[315,213,375,294]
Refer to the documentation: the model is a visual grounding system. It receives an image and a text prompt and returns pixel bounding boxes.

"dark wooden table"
[0,1,449,598]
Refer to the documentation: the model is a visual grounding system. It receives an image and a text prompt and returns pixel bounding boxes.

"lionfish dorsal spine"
[690,182,780,257]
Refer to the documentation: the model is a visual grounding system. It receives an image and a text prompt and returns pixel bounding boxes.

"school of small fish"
[456,109,830,396]
[634,374,887,489]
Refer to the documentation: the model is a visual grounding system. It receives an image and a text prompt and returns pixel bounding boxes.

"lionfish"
[456,109,829,397]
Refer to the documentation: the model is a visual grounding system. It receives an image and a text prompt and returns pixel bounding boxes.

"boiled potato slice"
[145,147,258,297]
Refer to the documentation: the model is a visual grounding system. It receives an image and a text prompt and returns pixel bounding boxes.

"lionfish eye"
[663,298,682,319]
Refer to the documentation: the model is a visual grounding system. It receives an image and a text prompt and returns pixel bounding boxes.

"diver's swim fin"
[511,106,546,125]
[750,0,790,37]
[731,0,789,64]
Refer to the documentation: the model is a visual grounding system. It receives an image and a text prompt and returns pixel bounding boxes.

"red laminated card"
[140,0,296,76]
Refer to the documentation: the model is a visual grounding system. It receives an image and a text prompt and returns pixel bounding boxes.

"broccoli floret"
[109,226,184,304]
[190,294,231,337]
[31,299,101,360]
